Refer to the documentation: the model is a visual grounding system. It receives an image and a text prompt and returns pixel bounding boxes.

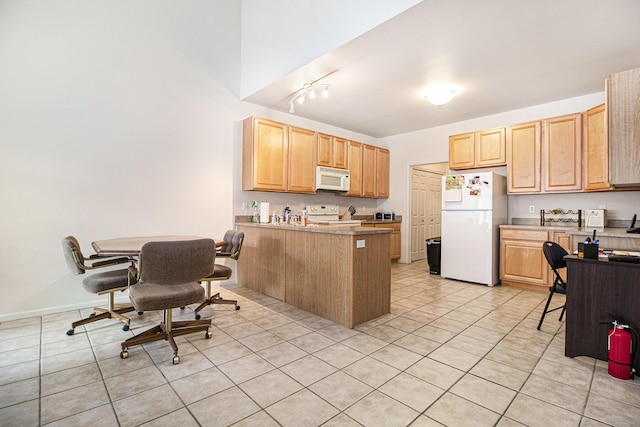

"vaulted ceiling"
[243,0,640,138]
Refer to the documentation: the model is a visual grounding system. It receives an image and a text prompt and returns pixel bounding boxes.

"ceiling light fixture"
[289,83,330,113]
[422,83,460,106]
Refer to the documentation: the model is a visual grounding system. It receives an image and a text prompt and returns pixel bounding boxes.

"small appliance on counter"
[306,204,361,225]
[585,209,607,228]
[375,211,396,220]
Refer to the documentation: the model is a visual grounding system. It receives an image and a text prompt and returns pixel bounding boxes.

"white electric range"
[306,204,361,225]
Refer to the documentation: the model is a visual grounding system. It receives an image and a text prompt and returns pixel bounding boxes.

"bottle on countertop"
[284,204,291,224]
[302,209,308,226]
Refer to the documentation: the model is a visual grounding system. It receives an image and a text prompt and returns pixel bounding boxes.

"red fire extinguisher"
[608,321,638,380]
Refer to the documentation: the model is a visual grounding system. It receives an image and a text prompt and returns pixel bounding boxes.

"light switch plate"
[356,240,365,248]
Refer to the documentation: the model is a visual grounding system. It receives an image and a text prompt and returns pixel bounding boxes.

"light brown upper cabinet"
[448,133,475,169]
[376,148,390,198]
[477,127,506,167]
[542,113,582,192]
[317,133,347,169]
[583,104,611,191]
[449,128,506,170]
[288,126,317,193]
[347,140,363,196]
[243,117,316,194]
[243,116,388,198]
[608,67,640,188]
[507,115,583,194]
[362,144,377,197]
[506,121,542,193]
[346,142,389,198]
[243,117,288,192]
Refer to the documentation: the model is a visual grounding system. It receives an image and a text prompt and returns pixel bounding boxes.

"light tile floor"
[1,261,639,426]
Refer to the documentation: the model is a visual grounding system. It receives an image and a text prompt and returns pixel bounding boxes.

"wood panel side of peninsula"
[237,224,391,328]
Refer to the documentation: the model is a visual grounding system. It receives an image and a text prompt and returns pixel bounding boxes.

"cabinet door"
[507,121,541,193]
[288,126,317,193]
[543,113,582,192]
[550,231,570,285]
[333,137,348,169]
[449,132,475,170]
[242,117,287,191]
[500,229,549,291]
[476,127,506,167]
[317,133,332,167]
[385,223,401,260]
[375,147,390,198]
[361,144,377,197]
[583,104,611,191]
[347,141,363,196]
[608,68,640,187]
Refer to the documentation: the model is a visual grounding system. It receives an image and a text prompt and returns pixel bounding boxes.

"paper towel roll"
[259,202,270,223]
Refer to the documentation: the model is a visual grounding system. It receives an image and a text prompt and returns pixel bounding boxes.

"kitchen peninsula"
[236,223,392,328]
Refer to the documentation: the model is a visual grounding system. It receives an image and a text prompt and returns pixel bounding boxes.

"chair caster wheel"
[195,314,201,320]
[172,355,180,365]
[89,313,96,317]
[137,311,143,316]
[205,331,212,339]
[66,329,74,336]
[122,324,130,331]
[180,307,185,310]
[235,305,240,311]
[120,350,129,359]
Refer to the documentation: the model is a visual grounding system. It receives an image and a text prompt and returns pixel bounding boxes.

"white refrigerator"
[440,172,507,286]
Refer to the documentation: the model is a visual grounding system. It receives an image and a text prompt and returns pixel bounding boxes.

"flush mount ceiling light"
[422,83,460,106]
[289,83,329,113]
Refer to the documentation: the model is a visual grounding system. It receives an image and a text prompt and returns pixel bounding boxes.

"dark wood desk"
[565,255,640,371]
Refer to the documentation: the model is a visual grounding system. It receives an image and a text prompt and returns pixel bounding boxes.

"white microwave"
[316,166,350,192]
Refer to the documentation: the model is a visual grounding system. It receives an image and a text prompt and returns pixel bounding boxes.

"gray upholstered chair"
[193,230,243,319]
[120,238,215,364]
[62,236,137,336]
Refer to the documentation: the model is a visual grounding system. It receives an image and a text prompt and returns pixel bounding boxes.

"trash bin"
[426,237,441,275]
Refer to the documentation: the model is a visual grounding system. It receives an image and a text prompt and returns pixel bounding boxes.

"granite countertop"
[237,222,393,235]
[500,224,640,239]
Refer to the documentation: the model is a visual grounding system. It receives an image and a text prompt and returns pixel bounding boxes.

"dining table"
[92,235,221,257]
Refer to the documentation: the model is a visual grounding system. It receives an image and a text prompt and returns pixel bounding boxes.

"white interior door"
[411,168,443,262]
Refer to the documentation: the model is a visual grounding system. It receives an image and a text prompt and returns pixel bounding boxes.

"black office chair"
[537,241,568,330]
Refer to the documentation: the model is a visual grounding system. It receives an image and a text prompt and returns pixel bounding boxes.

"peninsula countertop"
[237,222,393,236]
[236,222,391,328]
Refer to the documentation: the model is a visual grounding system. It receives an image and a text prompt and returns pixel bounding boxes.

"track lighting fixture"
[289,83,330,113]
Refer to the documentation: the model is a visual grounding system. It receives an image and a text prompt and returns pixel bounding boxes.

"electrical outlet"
[529,205,535,213]
[356,240,365,248]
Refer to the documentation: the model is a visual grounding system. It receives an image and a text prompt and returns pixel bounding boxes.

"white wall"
[239,0,421,98]
[0,0,381,321]
[380,93,640,263]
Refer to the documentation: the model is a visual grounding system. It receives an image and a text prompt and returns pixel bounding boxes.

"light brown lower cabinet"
[499,227,570,291]
[362,222,400,260]
[236,224,391,328]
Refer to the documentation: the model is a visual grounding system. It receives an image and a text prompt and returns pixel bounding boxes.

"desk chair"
[120,239,214,364]
[537,241,568,330]
[62,236,136,336]
[193,230,243,319]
